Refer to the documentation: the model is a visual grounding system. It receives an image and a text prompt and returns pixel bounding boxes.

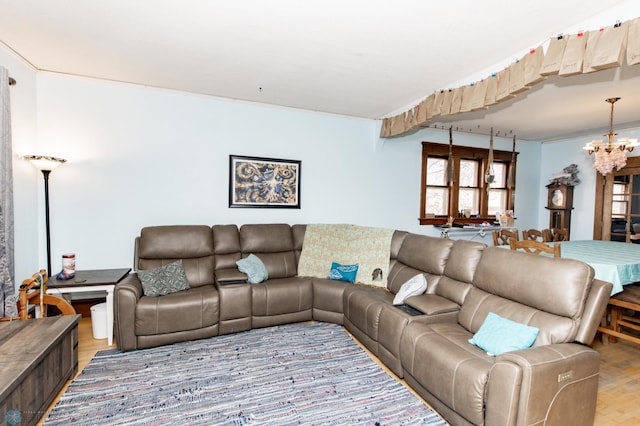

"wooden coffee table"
[47,268,130,346]
[0,315,80,425]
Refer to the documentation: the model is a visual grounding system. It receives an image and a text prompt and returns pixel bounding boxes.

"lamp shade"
[22,155,66,171]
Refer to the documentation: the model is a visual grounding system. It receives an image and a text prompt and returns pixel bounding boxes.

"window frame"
[594,156,640,242]
[419,141,518,225]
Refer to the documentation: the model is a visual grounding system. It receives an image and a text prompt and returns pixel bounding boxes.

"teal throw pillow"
[236,254,269,284]
[138,260,190,297]
[328,262,359,283]
[469,312,539,356]
[393,274,427,305]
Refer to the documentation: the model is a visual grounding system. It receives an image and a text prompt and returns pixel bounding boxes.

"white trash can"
[90,302,108,339]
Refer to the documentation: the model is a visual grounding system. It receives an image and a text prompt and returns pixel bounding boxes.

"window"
[488,162,508,216]
[425,158,448,215]
[420,142,517,225]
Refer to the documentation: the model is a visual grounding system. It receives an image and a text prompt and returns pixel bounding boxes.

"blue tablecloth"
[559,240,640,295]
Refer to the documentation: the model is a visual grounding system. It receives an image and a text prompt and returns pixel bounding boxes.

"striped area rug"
[45,322,446,425]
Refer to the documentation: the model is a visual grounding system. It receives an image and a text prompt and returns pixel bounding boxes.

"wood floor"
[39,318,640,425]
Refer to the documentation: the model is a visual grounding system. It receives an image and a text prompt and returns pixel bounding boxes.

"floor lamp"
[23,155,67,278]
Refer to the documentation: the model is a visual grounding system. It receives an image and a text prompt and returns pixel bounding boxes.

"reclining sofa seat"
[343,235,486,377]
[294,224,351,324]
[115,225,220,350]
[239,224,313,328]
[400,247,613,426]
[378,237,486,377]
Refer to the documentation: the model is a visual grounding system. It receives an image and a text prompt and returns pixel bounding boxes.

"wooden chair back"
[510,240,561,257]
[546,228,569,242]
[522,229,548,242]
[0,269,76,321]
[492,229,519,246]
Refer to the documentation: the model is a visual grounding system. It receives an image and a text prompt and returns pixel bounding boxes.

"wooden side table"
[47,268,130,346]
[0,315,80,425]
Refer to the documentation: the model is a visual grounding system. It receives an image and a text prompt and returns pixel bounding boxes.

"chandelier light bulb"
[583,98,635,176]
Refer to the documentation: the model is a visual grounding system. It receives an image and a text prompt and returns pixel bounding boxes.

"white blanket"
[297,224,394,287]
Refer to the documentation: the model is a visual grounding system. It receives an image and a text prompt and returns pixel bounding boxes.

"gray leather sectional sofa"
[114,223,612,426]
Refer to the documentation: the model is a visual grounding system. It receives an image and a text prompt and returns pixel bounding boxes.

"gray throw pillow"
[138,260,190,297]
[236,254,269,284]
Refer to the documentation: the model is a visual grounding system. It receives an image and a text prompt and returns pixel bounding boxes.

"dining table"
[554,240,640,296]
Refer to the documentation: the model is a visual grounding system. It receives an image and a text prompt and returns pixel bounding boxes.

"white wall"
[7,62,544,282]
[30,73,384,273]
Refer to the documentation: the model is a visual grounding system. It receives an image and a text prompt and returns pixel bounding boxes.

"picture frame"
[229,155,301,208]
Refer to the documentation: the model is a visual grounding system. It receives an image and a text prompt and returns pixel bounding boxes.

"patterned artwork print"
[232,157,299,207]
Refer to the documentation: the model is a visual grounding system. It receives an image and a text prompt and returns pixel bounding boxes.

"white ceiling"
[1,0,640,141]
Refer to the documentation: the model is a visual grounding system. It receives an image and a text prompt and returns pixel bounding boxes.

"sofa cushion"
[292,224,307,265]
[137,225,215,288]
[239,224,297,279]
[343,285,393,346]
[138,225,214,259]
[434,239,486,305]
[460,287,580,346]
[401,321,492,426]
[469,312,539,355]
[461,247,595,345]
[135,285,219,335]
[251,277,313,317]
[388,234,454,294]
[312,278,351,322]
[212,224,242,270]
[473,247,593,319]
[236,254,269,283]
[393,274,427,305]
[137,260,190,297]
[328,262,359,283]
[239,223,294,253]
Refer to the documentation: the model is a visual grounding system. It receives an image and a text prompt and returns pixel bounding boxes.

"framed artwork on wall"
[229,155,301,208]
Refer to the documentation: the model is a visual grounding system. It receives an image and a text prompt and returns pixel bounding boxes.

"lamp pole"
[41,169,52,277]
[23,155,66,278]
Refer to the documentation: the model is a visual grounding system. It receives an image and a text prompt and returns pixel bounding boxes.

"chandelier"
[583,97,639,175]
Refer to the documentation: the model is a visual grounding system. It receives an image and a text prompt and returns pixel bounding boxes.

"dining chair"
[546,228,569,242]
[492,229,519,246]
[510,239,561,257]
[598,283,640,345]
[522,229,548,242]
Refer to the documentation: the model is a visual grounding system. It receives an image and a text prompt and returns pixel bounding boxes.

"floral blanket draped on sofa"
[297,224,394,287]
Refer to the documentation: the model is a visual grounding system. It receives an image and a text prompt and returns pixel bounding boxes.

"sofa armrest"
[114,273,143,351]
[486,343,600,426]
[405,294,460,315]
[215,268,248,284]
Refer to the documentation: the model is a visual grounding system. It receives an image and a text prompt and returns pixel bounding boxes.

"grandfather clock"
[545,183,573,238]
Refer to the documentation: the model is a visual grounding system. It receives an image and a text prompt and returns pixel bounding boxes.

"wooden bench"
[598,284,640,344]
